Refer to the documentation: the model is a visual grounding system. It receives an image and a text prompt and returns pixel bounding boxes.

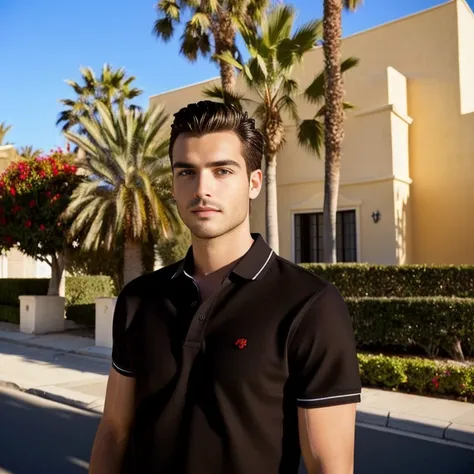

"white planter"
[95,297,117,348]
[19,295,65,334]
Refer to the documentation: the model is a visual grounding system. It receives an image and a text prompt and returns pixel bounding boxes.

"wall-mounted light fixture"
[371,210,381,223]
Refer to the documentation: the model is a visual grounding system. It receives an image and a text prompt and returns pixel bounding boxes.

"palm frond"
[157,0,180,20]
[304,56,359,105]
[261,4,295,48]
[341,56,360,73]
[297,118,324,157]
[214,50,244,71]
[180,27,211,61]
[303,70,325,105]
[202,84,248,111]
[276,95,299,122]
[344,0,363,12]
[190,12,211,30]
[291,19,322,52]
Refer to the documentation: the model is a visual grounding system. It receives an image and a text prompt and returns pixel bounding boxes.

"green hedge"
[301,263,474,298]
[0,279,49,307]
[358,353,474,402]
[65,276,115,326]
[347,297,474,358]
[0,304,20,324]
[0,276,115,327]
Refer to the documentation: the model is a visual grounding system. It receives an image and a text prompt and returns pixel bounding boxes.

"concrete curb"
[356,408,474,447]
[0,379,104,415]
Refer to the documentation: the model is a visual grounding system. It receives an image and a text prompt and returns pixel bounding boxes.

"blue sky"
[1,0,471,152]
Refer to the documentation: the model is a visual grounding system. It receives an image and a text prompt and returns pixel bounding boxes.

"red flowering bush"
[0,148,80,260]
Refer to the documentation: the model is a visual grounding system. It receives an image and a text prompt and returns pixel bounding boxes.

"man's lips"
[191,207,221,216]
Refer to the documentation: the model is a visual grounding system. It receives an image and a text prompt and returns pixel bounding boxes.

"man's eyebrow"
[173,160,241,169]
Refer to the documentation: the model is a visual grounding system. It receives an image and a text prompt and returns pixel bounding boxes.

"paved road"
[1,387,473,474]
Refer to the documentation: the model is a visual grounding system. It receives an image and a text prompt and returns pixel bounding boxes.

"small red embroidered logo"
[235,338,248,349]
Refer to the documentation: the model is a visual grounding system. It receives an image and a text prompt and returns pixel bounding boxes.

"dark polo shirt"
[112,234,361,474]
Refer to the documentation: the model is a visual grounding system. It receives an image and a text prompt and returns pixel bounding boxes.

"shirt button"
[198,314,206,321]
[190,301,197,307]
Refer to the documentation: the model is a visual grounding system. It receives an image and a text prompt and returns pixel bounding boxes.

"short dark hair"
[169,100,264,175]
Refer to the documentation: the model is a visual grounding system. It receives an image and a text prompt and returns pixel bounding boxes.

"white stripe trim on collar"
[252,250,274,280]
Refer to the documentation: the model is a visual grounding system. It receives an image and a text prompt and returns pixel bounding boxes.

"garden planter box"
[95,297,117,348]
[19,295,65,334]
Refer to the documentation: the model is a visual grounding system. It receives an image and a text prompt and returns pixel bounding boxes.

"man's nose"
[194,171,212,198]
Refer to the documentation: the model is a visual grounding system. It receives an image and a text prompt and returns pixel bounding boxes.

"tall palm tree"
[152,0,268,95]
[322,0,362,262]
[17,145,43,160]
[0,122,12,145]
[57,63,143,133]
[204,4,358,254]
[62,102,181,286]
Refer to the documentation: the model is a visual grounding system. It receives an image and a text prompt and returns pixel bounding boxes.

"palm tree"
[17,146,43,160]
[62,102,181,287]
[57,63,143,133]
[152,0,268,95]
[322,0,362,262]
[0,122,12,145]
[204,4,358,254]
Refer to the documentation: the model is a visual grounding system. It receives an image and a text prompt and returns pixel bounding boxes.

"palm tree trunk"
[123,240,143,287]
[213,16,236,95]
[265,156,279,254]
[48,252,66,296]
[322,0,344,263]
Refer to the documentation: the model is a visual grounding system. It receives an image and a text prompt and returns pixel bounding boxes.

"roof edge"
[149,75,220,101]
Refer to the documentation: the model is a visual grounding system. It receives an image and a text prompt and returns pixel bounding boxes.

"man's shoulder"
[118,260,184,298]
[273,254,332,295]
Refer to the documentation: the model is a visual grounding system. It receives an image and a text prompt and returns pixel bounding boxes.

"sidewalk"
[1,322,474,448]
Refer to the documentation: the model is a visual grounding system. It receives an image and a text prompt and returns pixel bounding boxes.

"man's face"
[171,131,262,240]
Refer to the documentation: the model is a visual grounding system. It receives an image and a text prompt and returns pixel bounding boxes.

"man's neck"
[190,226,255,278]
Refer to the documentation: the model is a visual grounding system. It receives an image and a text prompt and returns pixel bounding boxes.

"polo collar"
[171,233,274,281]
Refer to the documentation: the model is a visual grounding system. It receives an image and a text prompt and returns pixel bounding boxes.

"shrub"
[301,263,474,298]
[157,230,191,266]
[358,353,474,401]
[0,278,49,307]
[65,276,115,326]
[347,297,474,359]
[0,276,115,326]
[0,304,20,324]
[0,149,81,295]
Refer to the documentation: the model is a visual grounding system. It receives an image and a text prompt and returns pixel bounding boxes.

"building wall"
[150,0,474,265]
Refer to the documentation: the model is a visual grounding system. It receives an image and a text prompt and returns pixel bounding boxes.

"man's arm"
[288,282,361,474]
[298,403,357,474]
[89,367,136,474]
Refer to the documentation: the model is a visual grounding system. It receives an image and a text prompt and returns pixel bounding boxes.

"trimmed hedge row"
[0,276,115,326]
[301,263,474,298]
[358,353,474,402]
[347,297,474,358]
[0,304,20,324]
[65,276,115,326]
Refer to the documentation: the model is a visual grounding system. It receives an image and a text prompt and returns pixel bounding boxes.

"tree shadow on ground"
[0,387,100,474]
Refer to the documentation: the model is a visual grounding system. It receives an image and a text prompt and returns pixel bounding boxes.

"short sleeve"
[288,283,361,409]
[111,288,136,377]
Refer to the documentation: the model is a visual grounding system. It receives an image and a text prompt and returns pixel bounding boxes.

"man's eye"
[216,169,231,175]
[178,170,193,176]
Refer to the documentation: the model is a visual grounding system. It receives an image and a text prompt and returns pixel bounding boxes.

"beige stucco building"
[150,0,474,265]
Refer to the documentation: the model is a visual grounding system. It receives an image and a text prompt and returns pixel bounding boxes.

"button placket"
[183,279,231,349]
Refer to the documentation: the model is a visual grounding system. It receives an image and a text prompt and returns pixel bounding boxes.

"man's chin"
[189,226,224,240]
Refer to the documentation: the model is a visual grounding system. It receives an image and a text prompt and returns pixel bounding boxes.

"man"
[89,100,361,474]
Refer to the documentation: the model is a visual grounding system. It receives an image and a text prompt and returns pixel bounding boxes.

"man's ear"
[249,169,263,200]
